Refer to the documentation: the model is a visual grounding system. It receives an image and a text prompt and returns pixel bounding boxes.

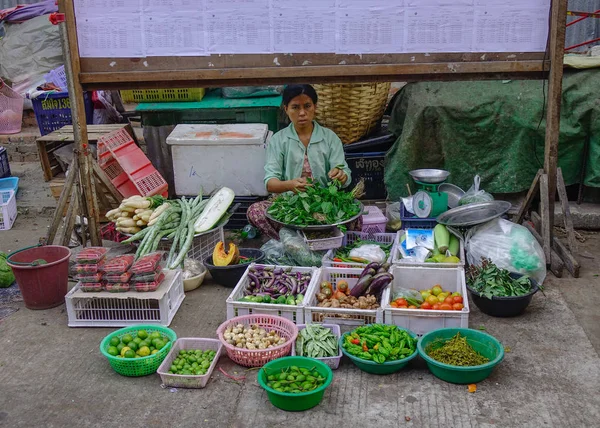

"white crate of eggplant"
[304,262,392,332]
[226,264,320,324]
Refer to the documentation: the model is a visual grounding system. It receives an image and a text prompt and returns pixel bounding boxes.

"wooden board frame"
[59,0,569,254]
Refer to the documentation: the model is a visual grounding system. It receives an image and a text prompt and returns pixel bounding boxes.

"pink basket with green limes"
[100,325,177,377]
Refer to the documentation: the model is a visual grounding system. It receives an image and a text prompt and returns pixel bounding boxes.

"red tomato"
[440,303,453,311]
[396,298,408,306]
[453,296,464,304]
[432,303,441,310]
[453,303,464,311]
[444,296,454,305]
[390,301,399,308]
[420,302,432,310]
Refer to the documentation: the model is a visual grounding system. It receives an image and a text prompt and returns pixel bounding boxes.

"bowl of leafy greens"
[266,180,364,231]
[466,258,542,317]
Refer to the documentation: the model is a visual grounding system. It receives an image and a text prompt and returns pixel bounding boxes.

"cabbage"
[0,252,16,288]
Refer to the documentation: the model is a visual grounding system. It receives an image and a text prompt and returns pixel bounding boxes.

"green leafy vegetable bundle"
[466,258,540,299]
[267,180,362,227]
[343,324,417,364]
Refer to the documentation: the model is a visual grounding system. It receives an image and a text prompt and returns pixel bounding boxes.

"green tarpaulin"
[385,69,600,200]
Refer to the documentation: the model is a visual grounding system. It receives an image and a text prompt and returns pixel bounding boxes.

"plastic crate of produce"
[31,91,93,136]
[157,338,222,389]
[304,267,384,333]
[391,231,465,268]
[0,189,17,231]
[361,205,387,234]
[345,152,386,200]
[382,265,469,336]
[0,146,10,178]
[226,264,320,324]
[322,231,399,269]
[44,65,68,91]
[302,228,344,251]
[400,202,437,229]
[121,88,206,103]
[291,324,343,370]
[65,269,184,327]
[157,227,224,265]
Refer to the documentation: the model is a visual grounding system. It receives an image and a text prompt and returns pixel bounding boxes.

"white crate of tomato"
[304,267,385,332]
[226,264,320,325]
[382,265,469,336]
[322,231,399,269]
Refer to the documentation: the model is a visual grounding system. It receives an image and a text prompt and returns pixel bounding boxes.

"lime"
[121,334,134,344]
[154,340,166,350]
[124,350,136,358]
[120,346,131,357]
[133,337,143,345]
[116,343,125,353]
[137,330,149,340]
[127,341,139,351]
[149,332,161,340]
[107,346,119,356]
[109,337,120,347]
[138,341,149,348]
[149,346,156,352]
[151,350,159,355]
[116,355,123,358]
[151,338,161,347]
[138,346,150,357]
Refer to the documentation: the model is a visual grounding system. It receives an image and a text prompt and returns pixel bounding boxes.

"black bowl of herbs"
[466,258,542,317]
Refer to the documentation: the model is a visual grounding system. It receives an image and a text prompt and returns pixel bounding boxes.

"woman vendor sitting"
[247,84,353,240]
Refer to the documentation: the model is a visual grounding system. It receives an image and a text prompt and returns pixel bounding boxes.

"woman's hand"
[287,177,312,193]
[328,168,348,185]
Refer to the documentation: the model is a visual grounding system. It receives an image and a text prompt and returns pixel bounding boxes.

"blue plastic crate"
[346,151,387,200]
[400,202,437,229]
[0,146,9,178]
[31,92,94,136]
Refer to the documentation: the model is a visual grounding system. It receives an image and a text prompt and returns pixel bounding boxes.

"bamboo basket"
[314,82,391,144]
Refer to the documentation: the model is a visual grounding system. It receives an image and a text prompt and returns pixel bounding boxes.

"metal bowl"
[265,202,364,231]
[409,169,450,184]
[439,183,466,209]
[436,201,512,227]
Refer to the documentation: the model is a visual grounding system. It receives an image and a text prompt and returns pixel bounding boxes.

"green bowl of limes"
[100,325,177,377]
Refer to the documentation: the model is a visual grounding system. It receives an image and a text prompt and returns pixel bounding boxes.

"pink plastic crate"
[361,205,387,234]
[0,79,23,135]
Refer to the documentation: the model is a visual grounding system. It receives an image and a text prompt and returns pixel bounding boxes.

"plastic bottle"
[241,224,258,239]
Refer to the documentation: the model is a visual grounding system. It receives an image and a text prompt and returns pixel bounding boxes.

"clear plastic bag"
[392,288,424,305]
[280,228,324,267]
[134,272,165,292]
[260,239,289,265]
[131,252,165,274]
[466,218,546,284]
[349,244,386,263]
[182,258,204,280]
[76,247,108,264]
[386,202,401,231]
[221,86,283,99]
[103,255,134,274]
[459,175,494,206]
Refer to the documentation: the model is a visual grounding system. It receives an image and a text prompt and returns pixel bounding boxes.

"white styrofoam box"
[166,124,270,196]
[304,267,384,333]
[226,264,320,324]
[66,269,184,327]
[382,265,469,336]
[322,231,399,269]
[391,230,465,268]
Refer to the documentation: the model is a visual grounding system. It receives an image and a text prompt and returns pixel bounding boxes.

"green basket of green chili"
[339,324,419,375]
[417,328,504,384]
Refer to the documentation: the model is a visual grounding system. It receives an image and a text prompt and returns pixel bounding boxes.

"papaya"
[212,242,240,266]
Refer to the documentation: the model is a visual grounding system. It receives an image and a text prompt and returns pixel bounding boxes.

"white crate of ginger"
[382,265,469,336]
[166,123,271,197]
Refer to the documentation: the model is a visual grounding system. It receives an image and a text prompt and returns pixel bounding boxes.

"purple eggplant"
[350,274,374,297]
[364,273,393,297]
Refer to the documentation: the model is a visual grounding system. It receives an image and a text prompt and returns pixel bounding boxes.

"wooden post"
[59,0,101,246]
[543,0,568,240]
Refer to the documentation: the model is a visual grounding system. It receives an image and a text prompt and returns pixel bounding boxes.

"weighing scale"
[409,169,450,218]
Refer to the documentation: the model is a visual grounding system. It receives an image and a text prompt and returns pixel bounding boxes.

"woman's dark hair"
[282,84,318,107]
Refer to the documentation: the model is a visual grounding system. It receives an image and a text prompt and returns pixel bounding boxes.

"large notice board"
[66,0,557,89]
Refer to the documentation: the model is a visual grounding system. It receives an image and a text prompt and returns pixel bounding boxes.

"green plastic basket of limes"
[100,325,177,377]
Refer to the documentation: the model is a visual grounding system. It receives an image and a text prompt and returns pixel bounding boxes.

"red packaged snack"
[131,252,164,274]
[76,247,109,264]
[130,270,162,284]
[80,282,104,292]
[76,273,103,283]
[104,271,132,283]
[134,272,165,292]
[105,283,131,293]
[102,255,135,274]
[75,260,105,274]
